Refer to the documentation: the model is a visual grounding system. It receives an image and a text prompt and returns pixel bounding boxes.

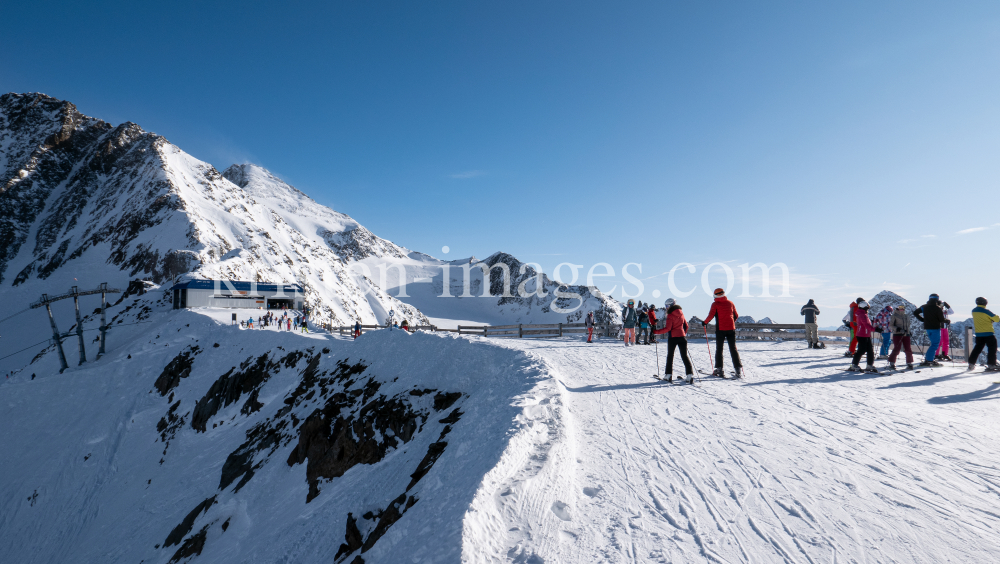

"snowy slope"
[4,301,1000,563]
[0,299,546,563]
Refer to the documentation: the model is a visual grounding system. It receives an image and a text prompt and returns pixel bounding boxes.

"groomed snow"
[2,304,999,563]
[464,337,1000,563]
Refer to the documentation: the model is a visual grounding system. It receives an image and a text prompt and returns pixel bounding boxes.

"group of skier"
[618,300,659,346]
[240,310,308,333]
[615,288,744,383]
[818,294,999,373]
[609,288,999,382]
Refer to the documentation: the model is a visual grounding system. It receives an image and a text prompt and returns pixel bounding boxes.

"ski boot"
[712,368,725,378]
[864,364,879,374]
[906,363,914,370]
[940,354,953,361]
[664,373,674,383]
[847,364,862,372]
[985,365,1000,373]
[844,350,854,357]
[888,363,896,371]
[967,363,976,371]
[733,368,743,379]
[685,372,695,384]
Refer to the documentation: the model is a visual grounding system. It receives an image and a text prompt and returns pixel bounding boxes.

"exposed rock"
[154,346,201,396]
[164,496,216,547]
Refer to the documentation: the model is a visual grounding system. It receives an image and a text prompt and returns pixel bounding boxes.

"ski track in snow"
[464,337,1000,564]
[4,304,1000,563]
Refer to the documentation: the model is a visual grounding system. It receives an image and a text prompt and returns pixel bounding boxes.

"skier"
[400,319,410,332]
[848,300,879,373]
[887,304,914,371]
[585,311,595,343]
[647,305,658,344]
[875,305,894,358]
[353,320,362,339]
[936,300,955,361]
[969,297,999,371]
[621,299,638,347]
[912,294,945,367]
[842,300,861,357]
[301,318,308,333]
[637,307,650,345]
[800,299,821,348]
[704,288,742,378]
[653,302,694,383]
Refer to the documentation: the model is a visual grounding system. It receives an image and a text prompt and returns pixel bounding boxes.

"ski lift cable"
[0,338,53,362]
[0,320,154,363]
[0,307,32,325]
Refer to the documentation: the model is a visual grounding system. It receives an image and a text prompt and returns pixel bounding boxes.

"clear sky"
[3,1,999,322]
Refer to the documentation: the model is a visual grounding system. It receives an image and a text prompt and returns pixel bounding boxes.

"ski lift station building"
[169,279,305,310]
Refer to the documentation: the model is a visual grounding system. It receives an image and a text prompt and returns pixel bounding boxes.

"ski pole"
[703,324,714,373]
[654,337,660,377]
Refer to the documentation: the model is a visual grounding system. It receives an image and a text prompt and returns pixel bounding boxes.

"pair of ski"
[652,374,696,385]
[701,369,742,380]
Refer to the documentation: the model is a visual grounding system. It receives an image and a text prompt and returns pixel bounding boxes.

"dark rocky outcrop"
[191,351,309,432]
[286,392,422,502]
[154,346,201,396]
[169,524,209,563]
[164,496,216,547]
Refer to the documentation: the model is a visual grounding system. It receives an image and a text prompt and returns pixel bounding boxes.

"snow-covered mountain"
[0,92,623,334]
[355,251,624,328]
[0,92,426,327]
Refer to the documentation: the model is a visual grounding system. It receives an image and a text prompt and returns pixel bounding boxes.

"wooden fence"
[325,322,984,361]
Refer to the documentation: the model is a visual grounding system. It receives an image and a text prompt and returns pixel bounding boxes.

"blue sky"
[3,1,999,322]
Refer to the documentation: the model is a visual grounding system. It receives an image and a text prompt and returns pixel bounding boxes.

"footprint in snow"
[551,501,572,521]
[582,487,601,497]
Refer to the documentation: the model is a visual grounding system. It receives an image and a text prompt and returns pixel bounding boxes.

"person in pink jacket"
[849,300,879,373]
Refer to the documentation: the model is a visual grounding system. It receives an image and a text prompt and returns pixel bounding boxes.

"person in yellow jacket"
[969,297,1000,371]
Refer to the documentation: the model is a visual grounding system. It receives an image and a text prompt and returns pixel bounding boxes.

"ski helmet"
[896,304,905,310]
[664,298,675,308]
[627,299,634,306]
[976,297,988,306]
[929,293,939,301]
[713,288,725,297]
[858,300,869,309]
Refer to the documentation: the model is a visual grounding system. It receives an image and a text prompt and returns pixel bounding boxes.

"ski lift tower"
[30,283,121,372]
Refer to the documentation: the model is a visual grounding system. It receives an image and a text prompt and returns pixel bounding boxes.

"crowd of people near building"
[237,307,309,333]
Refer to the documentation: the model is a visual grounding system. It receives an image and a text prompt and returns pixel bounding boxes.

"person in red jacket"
[647,306,658,345]
[704,288,743,378]
[844,300,860,357]
[653,303,694,383]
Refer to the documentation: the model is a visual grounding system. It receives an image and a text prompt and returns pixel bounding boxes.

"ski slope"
[464,337,1000,563]
[3,299,1000,563]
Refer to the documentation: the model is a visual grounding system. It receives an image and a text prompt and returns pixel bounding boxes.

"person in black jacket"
[913,293,946,366]
[800,299,821,348]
